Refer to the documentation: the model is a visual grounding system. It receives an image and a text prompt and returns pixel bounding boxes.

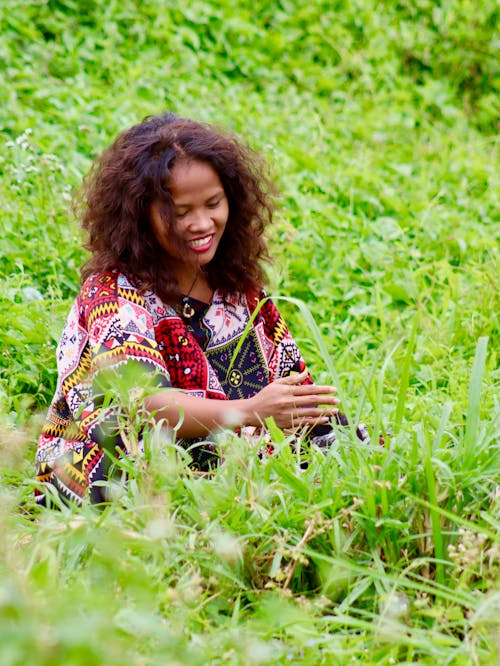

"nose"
[187,207,213,232]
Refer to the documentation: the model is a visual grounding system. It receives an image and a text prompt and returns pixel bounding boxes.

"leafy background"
[0,1,498,664]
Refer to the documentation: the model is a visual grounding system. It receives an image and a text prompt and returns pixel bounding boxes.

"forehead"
[168,159,223,201]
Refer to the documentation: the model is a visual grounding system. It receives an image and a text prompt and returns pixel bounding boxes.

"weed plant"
[0,1,498,664]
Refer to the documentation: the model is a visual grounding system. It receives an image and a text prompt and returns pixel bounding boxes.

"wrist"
[226,397,258,429]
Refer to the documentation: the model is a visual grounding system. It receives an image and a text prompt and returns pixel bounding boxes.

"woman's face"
[150,159,229,285]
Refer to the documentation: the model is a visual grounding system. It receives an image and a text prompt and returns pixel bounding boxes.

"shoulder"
[230,288,284,338]
[80,270,117,298]
[249,289,289,343]
[79,270,144,300]
[237,287,267,314]
[250,288,282,320]
[215,288,280,323]
[78,270,145,323]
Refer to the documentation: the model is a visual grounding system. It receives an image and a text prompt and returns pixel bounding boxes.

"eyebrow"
[173,189,225,208]
[206,190,225,203]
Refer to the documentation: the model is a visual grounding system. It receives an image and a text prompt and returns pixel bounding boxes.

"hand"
[246,370,340,430]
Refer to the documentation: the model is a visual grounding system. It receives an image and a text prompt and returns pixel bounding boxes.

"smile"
[187,235,214,251]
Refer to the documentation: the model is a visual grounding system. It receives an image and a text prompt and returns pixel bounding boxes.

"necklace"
[180,272,200,320]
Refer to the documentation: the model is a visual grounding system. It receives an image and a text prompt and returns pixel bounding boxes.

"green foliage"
[0,0,498,663]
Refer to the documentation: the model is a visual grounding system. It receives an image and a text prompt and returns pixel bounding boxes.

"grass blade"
[417,423,446,585]
[228,295,351,423]
[393,314,419,434]
[463,336,489,467]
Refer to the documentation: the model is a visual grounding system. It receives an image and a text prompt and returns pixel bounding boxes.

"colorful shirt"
[35,271,309,505]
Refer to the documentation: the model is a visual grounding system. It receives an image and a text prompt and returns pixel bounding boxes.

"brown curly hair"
[79,112,276,302]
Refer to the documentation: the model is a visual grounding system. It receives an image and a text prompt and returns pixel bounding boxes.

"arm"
[257,295,361,443]
[77,276,338,441]
[65,273,173,448]
[145,369,339,438]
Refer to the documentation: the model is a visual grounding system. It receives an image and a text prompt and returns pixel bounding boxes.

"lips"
[187,234,214,252]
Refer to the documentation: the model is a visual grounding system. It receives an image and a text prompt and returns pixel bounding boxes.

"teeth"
[189,235,212,248]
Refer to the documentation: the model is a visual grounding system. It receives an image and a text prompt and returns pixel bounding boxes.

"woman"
[35,112,342,506]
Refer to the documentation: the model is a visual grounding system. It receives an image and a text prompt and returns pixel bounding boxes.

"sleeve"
[254,291,371,449]
[35,274,175,506]
[64,273,172,448]
[257,292,313,385]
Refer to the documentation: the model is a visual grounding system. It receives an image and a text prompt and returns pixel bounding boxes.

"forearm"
[144,373,339,438]
[144,390,258,438]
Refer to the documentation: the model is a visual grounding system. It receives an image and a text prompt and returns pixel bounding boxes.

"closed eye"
[206,198,223,209]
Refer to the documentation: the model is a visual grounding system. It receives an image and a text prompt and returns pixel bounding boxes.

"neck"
[176,269,201,295]
[178,269,213,296]
[183,275,214,304]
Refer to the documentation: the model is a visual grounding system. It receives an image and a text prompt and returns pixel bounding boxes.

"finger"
[289,395,340,408]
[293,416,330,427]
[290,384,337,396]
[288,407,339,419]
[275,370,309,385]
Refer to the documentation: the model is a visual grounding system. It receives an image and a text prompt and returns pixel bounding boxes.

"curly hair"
[79,112,276,303]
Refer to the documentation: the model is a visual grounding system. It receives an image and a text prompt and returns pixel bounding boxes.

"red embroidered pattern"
[35,271,310,505]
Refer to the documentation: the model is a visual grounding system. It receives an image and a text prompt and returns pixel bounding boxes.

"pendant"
[182,299,195,320]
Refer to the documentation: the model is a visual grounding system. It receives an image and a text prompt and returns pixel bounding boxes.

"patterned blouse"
[35,271,313,505]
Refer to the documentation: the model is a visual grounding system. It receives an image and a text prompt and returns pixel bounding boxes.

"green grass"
[0,1,499,664]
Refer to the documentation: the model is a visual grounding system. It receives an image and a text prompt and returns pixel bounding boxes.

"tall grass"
[0,1,498,664]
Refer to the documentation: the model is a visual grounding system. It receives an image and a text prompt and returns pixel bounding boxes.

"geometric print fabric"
[35,270,310,505]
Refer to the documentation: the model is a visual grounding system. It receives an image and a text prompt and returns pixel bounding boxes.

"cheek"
[219,203,230,228]
[150,201,183,237]
[217,218,228,236]
[150,211,178,245]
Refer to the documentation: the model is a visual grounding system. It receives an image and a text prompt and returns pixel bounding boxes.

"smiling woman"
[149,160,229,296]
[35,112,344,506]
